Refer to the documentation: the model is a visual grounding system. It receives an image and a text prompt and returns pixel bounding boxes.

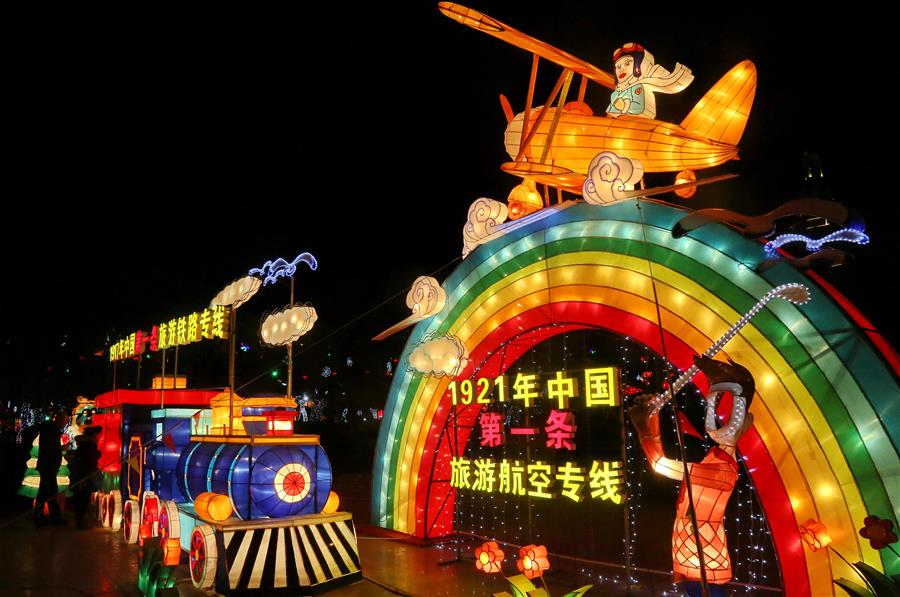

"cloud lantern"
[463,197,509,257]
[409,335,468,378]
[406,276,445,318]
[260,305,318,346]
[372,276,447,341]
[582,152,644,204]
[211,276,262,310]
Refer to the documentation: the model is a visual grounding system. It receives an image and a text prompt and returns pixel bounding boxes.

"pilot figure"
[607,42,694,119]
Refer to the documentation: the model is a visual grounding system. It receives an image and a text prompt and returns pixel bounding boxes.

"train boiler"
[92,388,360,595]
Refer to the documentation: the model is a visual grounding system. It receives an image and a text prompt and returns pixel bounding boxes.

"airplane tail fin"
[680,60,757,146]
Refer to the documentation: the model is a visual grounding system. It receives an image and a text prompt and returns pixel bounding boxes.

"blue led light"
[249,252,318,286]
[765,228,869,255]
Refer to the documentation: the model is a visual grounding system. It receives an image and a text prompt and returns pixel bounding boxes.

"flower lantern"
[799,518,832,552]
[517,544,550,579]
[474,541,505,574]
[859,515,899,550]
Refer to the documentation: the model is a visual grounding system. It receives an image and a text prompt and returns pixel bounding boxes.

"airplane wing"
[439,2,616,90]
[617,173,739,200]
[372,314,425,341]
[501,161,584,194]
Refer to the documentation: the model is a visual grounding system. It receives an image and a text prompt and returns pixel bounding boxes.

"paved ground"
[0,475,687,596]
[0,511,685,597]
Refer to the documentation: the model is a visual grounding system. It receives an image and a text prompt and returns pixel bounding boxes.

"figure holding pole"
[629,284,809,597]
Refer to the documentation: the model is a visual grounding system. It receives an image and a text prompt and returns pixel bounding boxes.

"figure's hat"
[613,42,645,62]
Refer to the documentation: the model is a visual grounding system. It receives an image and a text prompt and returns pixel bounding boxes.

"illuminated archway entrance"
[372,200,900,597]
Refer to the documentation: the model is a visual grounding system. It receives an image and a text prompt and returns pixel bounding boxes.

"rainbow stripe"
[372,200,899,596]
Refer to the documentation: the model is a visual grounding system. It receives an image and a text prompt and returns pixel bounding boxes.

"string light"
[446,327,780,594]
[248,252,317,286]
[764,228,869,255]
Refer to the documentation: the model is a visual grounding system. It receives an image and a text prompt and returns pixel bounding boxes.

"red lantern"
[799,519,832,552]
[474,541,504,574]
[859,515,898,550]
[517,544,550,579]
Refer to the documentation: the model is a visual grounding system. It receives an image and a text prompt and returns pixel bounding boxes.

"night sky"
[3,2,898,408]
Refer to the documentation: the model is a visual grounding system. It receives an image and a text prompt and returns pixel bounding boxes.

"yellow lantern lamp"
[507,178,543,220]
[194,492,234,522]
[162,538,181,567]
[322,491,340,514]
[209,391,246,436]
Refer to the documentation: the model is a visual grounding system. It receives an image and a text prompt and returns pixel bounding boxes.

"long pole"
[287,277,294,400]
[636,199,709,597]
[620,398,632,594]
[228,309,237,435]
[173,346,179,387]
[160,348,166,409]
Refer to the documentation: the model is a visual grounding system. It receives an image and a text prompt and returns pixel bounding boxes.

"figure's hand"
[628,394,659,437]
[613,98,626,111]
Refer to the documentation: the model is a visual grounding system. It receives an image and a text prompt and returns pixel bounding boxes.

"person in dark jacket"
[33,411,68,526]
[69,425,102,528]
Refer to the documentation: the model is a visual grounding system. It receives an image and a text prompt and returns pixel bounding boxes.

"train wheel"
[106,490,122,531]
[140,491,161,538]
[94,492,104,522]
[122,499,140,544]
[189,524,217,590]
[158,501,182,567]
[100,494,110,528]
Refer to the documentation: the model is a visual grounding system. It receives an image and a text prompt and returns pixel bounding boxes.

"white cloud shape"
[582,152,644,204]
[406,276,445,318]
[463,197,508,258]
[212,276,262,309]
[409,335,468,378]
[260,305,318,346]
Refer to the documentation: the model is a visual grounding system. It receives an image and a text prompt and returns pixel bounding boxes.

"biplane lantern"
[439,2,757,216]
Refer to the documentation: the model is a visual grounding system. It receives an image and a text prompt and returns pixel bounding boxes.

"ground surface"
[0,474,707,596]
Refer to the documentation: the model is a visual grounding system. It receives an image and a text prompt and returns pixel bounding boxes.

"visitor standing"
[33,411,68,526]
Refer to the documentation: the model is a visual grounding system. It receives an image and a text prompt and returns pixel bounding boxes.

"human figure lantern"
[629,283,809,595]
[606,42,693,119]
[439,3,755,203]
[630,356,754,592]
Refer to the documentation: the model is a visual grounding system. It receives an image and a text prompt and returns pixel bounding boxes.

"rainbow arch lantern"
[371,199,900,597]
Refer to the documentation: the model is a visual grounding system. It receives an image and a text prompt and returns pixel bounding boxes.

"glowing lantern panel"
[177,443,332,519]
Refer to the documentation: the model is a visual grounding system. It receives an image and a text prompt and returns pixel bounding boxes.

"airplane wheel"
[675,169,697,199]
[189,524,217,590]
[122,499,140,544]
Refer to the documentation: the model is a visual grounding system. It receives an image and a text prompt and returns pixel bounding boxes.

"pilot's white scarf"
[616,49,694,95]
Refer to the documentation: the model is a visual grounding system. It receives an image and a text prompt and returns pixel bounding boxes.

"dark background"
[2,2,897,413]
